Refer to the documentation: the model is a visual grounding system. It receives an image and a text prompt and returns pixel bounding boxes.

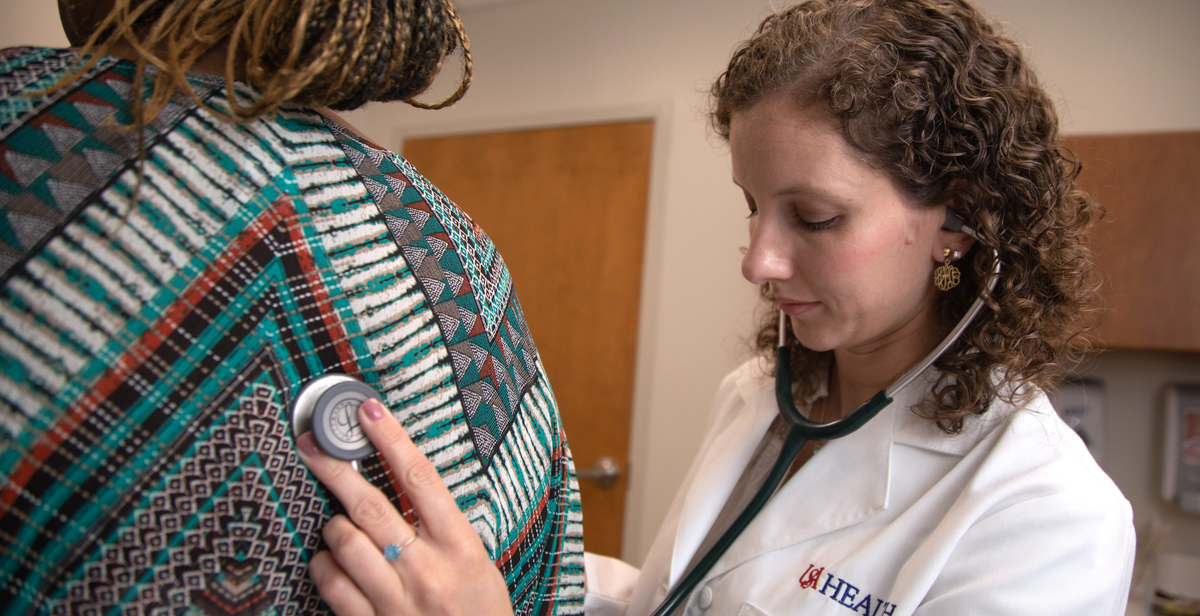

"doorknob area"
[576,456,621,488]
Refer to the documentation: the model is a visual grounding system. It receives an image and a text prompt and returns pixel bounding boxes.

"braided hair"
[58,0,471,126]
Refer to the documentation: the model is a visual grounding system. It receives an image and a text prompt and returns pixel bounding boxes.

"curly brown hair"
[56,0,471,127]
[711,0,1103,432]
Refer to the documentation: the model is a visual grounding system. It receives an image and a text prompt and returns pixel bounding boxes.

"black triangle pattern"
[324,118,547,467]
[0,52,220,279]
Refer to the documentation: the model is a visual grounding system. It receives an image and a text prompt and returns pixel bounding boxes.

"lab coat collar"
[710,369,905,578]
[891,370,1025,456]
[669,362,967,584]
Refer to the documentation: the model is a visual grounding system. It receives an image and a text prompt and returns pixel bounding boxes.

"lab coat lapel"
[703,378,925,579]
[667,374,780,587]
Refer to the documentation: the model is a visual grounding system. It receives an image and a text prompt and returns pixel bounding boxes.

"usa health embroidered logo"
[798,564,898,616]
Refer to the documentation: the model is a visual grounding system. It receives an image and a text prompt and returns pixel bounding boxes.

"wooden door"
[1063,132,1200,351]
[404,120,653,557]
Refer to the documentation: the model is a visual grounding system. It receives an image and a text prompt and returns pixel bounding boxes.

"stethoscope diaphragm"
[291,374,383,461]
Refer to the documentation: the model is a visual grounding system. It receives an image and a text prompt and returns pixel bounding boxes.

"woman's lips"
[777,299,820,317]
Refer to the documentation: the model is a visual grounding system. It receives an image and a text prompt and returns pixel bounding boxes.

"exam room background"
[5,0,1198,565]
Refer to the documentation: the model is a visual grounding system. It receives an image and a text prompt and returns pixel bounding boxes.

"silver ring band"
[383,534,418,562]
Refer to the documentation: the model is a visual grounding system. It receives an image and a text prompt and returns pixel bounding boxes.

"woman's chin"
[790,332,839,353]
[786,315,838,352]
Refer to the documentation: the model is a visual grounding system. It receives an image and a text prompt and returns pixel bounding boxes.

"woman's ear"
[933,200,976,262]
[934,227,976,262]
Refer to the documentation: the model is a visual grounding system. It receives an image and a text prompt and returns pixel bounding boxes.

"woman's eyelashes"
[740,194,837,230]
[799,215,839,231]
[788,203,839,230]
[743,193,758,218]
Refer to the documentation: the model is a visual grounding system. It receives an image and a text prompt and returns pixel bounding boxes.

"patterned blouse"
[0,46,584,615]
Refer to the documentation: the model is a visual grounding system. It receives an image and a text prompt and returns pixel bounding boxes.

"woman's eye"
[800,216,838,231]
[743,193,758,218]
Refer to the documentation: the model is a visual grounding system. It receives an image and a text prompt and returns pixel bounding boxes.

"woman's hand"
[297,398,514,616]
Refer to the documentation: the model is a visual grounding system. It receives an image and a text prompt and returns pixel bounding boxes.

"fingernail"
[297,432,323,458]
[362,398,386,421]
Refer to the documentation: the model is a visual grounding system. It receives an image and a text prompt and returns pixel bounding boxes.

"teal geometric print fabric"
[0,47,584,615]
[0,48,218,272]
[325,121,535,463]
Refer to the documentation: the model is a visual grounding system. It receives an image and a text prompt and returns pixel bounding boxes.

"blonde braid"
[408,0,470,109]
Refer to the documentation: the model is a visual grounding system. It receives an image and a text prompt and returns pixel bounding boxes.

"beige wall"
[5,0,1200,565]
[0,0,68,48]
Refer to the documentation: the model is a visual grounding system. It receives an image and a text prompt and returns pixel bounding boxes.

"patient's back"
[0,47,583,615]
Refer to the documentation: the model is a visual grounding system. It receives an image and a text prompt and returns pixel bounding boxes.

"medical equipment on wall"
[651,212,1002,616]
[291,374,384,461]
[1048,379,1107,465]
[1164,384,1200,515]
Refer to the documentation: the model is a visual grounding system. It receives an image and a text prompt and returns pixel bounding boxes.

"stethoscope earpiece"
[291,374,383,462]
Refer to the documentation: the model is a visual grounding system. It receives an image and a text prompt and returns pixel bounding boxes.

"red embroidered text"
[799,564,825,589]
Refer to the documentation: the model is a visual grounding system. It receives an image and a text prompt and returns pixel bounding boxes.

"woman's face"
[731,96,951,354]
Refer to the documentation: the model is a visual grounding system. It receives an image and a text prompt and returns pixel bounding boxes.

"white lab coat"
[586,358,1135,616]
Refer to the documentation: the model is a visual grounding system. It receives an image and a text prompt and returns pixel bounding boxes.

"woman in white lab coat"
[297,0,1134,614]
[580,1,1136,613]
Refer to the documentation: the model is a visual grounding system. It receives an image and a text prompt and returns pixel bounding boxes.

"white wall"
[6,0,1200,565]
[1082,352,1200,562]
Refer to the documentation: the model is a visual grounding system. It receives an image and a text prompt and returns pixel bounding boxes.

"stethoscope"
[290,374,384,466]
[651,213,1000,616]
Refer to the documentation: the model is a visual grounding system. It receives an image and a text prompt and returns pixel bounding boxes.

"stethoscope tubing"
[650,352,894,616]
[651,248,1000,616]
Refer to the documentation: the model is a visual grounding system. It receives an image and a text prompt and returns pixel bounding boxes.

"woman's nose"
[741,218,794,285]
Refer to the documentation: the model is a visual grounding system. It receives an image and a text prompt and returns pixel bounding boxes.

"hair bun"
[69,0,472,125]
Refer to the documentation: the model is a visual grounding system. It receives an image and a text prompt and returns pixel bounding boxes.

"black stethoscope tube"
[651,246,1000,616]
[650,348,893,616]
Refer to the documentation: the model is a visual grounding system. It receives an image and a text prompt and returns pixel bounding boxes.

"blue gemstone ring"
[383,535,418,562]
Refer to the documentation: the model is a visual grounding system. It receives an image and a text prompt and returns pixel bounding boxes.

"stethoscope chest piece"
[291,374,383,461]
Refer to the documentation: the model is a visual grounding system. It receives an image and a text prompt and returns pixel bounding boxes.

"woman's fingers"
[355,398,480,544]
[299,398,516,616]
[296,432,416,557]
[322,514,409,611]
[309,549,377,616]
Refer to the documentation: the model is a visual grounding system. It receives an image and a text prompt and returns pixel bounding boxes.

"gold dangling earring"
[934,248,962,291]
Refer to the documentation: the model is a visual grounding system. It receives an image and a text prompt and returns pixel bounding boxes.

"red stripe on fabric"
[0,145,15,183]
[1,198,361,511]
[494,448,562,568]
[286,209,359,371]
[62,90,116,109]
